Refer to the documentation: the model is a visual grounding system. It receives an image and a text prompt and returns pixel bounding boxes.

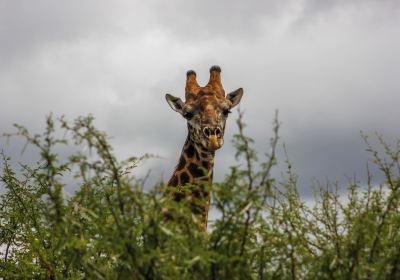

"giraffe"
[165,65,243,230]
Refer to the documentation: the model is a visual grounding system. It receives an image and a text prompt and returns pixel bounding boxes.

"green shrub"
[1,113,399,279]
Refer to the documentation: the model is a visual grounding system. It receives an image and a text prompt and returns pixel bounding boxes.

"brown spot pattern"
[166,66,242,231]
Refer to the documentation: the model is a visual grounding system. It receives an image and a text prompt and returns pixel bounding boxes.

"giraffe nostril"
[215,127,222,138]
[203,127,211,137]
[203,127,222,138]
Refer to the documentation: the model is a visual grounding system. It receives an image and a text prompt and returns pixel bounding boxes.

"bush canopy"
[1,113,400,279]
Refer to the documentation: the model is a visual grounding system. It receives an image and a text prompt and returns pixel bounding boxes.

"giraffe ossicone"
[165,65,243,230]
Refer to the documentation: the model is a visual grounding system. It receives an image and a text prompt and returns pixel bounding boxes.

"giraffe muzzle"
[203,126,223,150]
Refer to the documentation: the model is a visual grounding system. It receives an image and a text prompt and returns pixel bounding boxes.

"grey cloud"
[0,1,154,65]
[147,0,296,41]
[299,0,400,18]
[1,0,400,197]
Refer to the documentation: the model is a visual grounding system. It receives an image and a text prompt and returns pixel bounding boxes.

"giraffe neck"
[168,134,215,187]
[167,133,215,230]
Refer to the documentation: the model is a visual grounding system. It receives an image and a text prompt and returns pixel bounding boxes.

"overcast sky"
[1,0,399,196]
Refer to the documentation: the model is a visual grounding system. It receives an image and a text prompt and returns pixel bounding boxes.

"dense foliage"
[1,113,400,279]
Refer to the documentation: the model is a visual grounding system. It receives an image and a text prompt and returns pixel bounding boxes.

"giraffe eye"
[183,112,194,119]
[222,109,231,116]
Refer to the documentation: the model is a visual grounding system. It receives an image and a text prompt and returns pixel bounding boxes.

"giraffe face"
[166,88,243,152]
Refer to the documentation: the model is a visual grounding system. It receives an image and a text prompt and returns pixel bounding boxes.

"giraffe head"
[166,66,243,152]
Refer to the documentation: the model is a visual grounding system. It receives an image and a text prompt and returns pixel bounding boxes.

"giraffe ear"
[226,88,243,108]
[165,94,185,114]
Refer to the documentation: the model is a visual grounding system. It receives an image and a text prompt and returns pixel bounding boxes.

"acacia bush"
[1,113,400,279]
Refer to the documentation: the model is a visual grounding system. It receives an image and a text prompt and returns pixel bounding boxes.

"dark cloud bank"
[1,0,399,197]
